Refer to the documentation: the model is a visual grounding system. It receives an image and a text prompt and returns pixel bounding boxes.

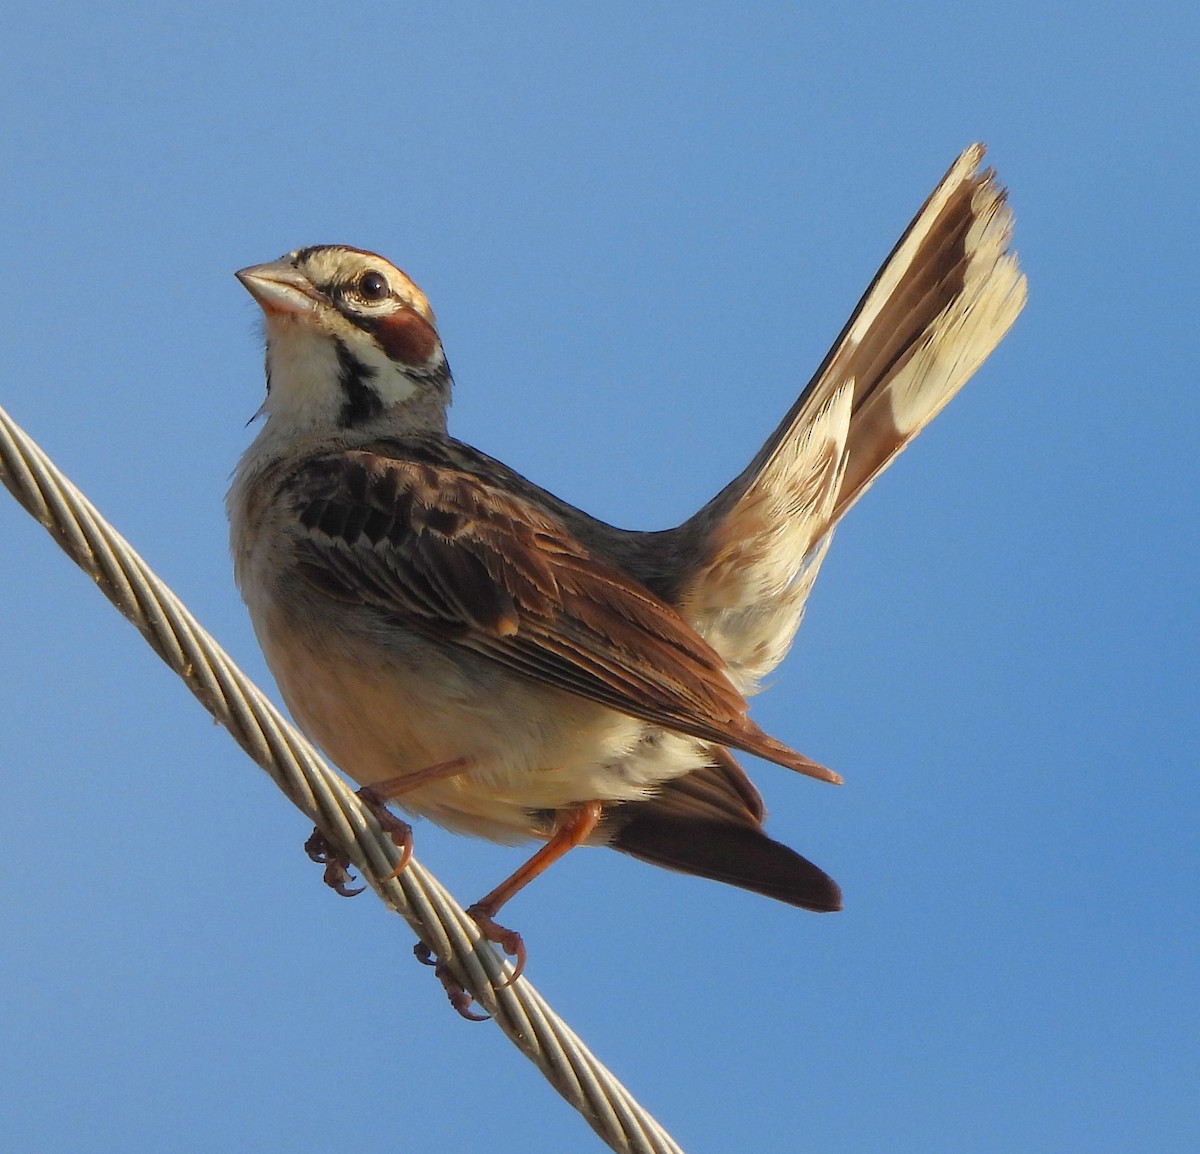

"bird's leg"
[467,800,603,985]
[364,755,474,801]
[307,757,474,895]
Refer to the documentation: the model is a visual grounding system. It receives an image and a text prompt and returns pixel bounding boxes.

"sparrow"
[229,144,1025,986]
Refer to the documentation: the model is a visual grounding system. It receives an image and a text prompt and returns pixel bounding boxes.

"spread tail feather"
[678,144,1026,690]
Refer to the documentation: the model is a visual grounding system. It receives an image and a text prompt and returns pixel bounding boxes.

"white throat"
[261,316,421,435]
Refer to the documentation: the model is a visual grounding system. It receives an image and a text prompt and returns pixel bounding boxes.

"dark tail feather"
[607,811,842,913]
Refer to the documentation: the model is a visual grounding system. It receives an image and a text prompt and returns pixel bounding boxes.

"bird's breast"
[246,591,707,843]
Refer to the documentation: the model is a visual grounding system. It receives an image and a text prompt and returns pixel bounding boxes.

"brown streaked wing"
[286,450,837,781]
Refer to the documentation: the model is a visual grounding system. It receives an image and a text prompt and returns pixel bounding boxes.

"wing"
[284,450,839,783]
[678,144,1026,686]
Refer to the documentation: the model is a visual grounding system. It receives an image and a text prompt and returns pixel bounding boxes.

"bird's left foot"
[414,942,490,1021]
[304,828,364,897]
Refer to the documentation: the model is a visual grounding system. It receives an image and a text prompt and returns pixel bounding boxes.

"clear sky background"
[1,5,1195,1153]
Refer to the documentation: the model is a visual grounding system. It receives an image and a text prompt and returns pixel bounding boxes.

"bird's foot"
[356,786,414,878]
[303,789,413,896]
[304,828,364,897]
[465,904,528,986]
[414,942,489,1021]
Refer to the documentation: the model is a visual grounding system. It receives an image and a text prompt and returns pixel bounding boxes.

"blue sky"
[1,4,1195,1152]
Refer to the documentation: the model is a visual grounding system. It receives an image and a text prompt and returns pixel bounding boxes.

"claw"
[303,828,364,897]
[387,836,413,879]
[303,829,328,865]
[414,942,489,1020]
[441,972,491,1021]
[466,904,528,986]
[324,862,365,897]
[356,786,414,878]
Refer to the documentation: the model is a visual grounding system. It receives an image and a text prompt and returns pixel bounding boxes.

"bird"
[229,143,1025,992]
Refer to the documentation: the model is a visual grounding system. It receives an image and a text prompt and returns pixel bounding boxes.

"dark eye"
[357,270,390,301]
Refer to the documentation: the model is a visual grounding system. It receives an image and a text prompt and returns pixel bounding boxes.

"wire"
[0,400,686,1154]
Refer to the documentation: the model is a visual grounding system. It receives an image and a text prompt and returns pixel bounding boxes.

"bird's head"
[237,245,452,436]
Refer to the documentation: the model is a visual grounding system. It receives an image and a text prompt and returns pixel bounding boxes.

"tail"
[602,752,842,912]
[678,144,1026,689]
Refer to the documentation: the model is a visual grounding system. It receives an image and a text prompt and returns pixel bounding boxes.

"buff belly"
[253,600,707,844]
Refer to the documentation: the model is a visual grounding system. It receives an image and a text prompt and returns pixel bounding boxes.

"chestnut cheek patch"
[375,308,440,366]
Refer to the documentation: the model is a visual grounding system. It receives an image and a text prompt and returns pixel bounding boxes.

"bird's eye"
[357,270,391,301]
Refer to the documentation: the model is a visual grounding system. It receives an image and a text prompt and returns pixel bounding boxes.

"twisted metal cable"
[0,399,686,1154]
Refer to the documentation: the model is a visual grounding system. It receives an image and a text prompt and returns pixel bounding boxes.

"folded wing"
[285,450,840,782]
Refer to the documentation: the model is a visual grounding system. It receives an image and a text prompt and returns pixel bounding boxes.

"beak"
[235,260,326,317]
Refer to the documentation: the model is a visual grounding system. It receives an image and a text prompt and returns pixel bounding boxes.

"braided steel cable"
[0,400,685,1154]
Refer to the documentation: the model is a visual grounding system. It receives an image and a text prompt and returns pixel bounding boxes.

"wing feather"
[284,451,839,782]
